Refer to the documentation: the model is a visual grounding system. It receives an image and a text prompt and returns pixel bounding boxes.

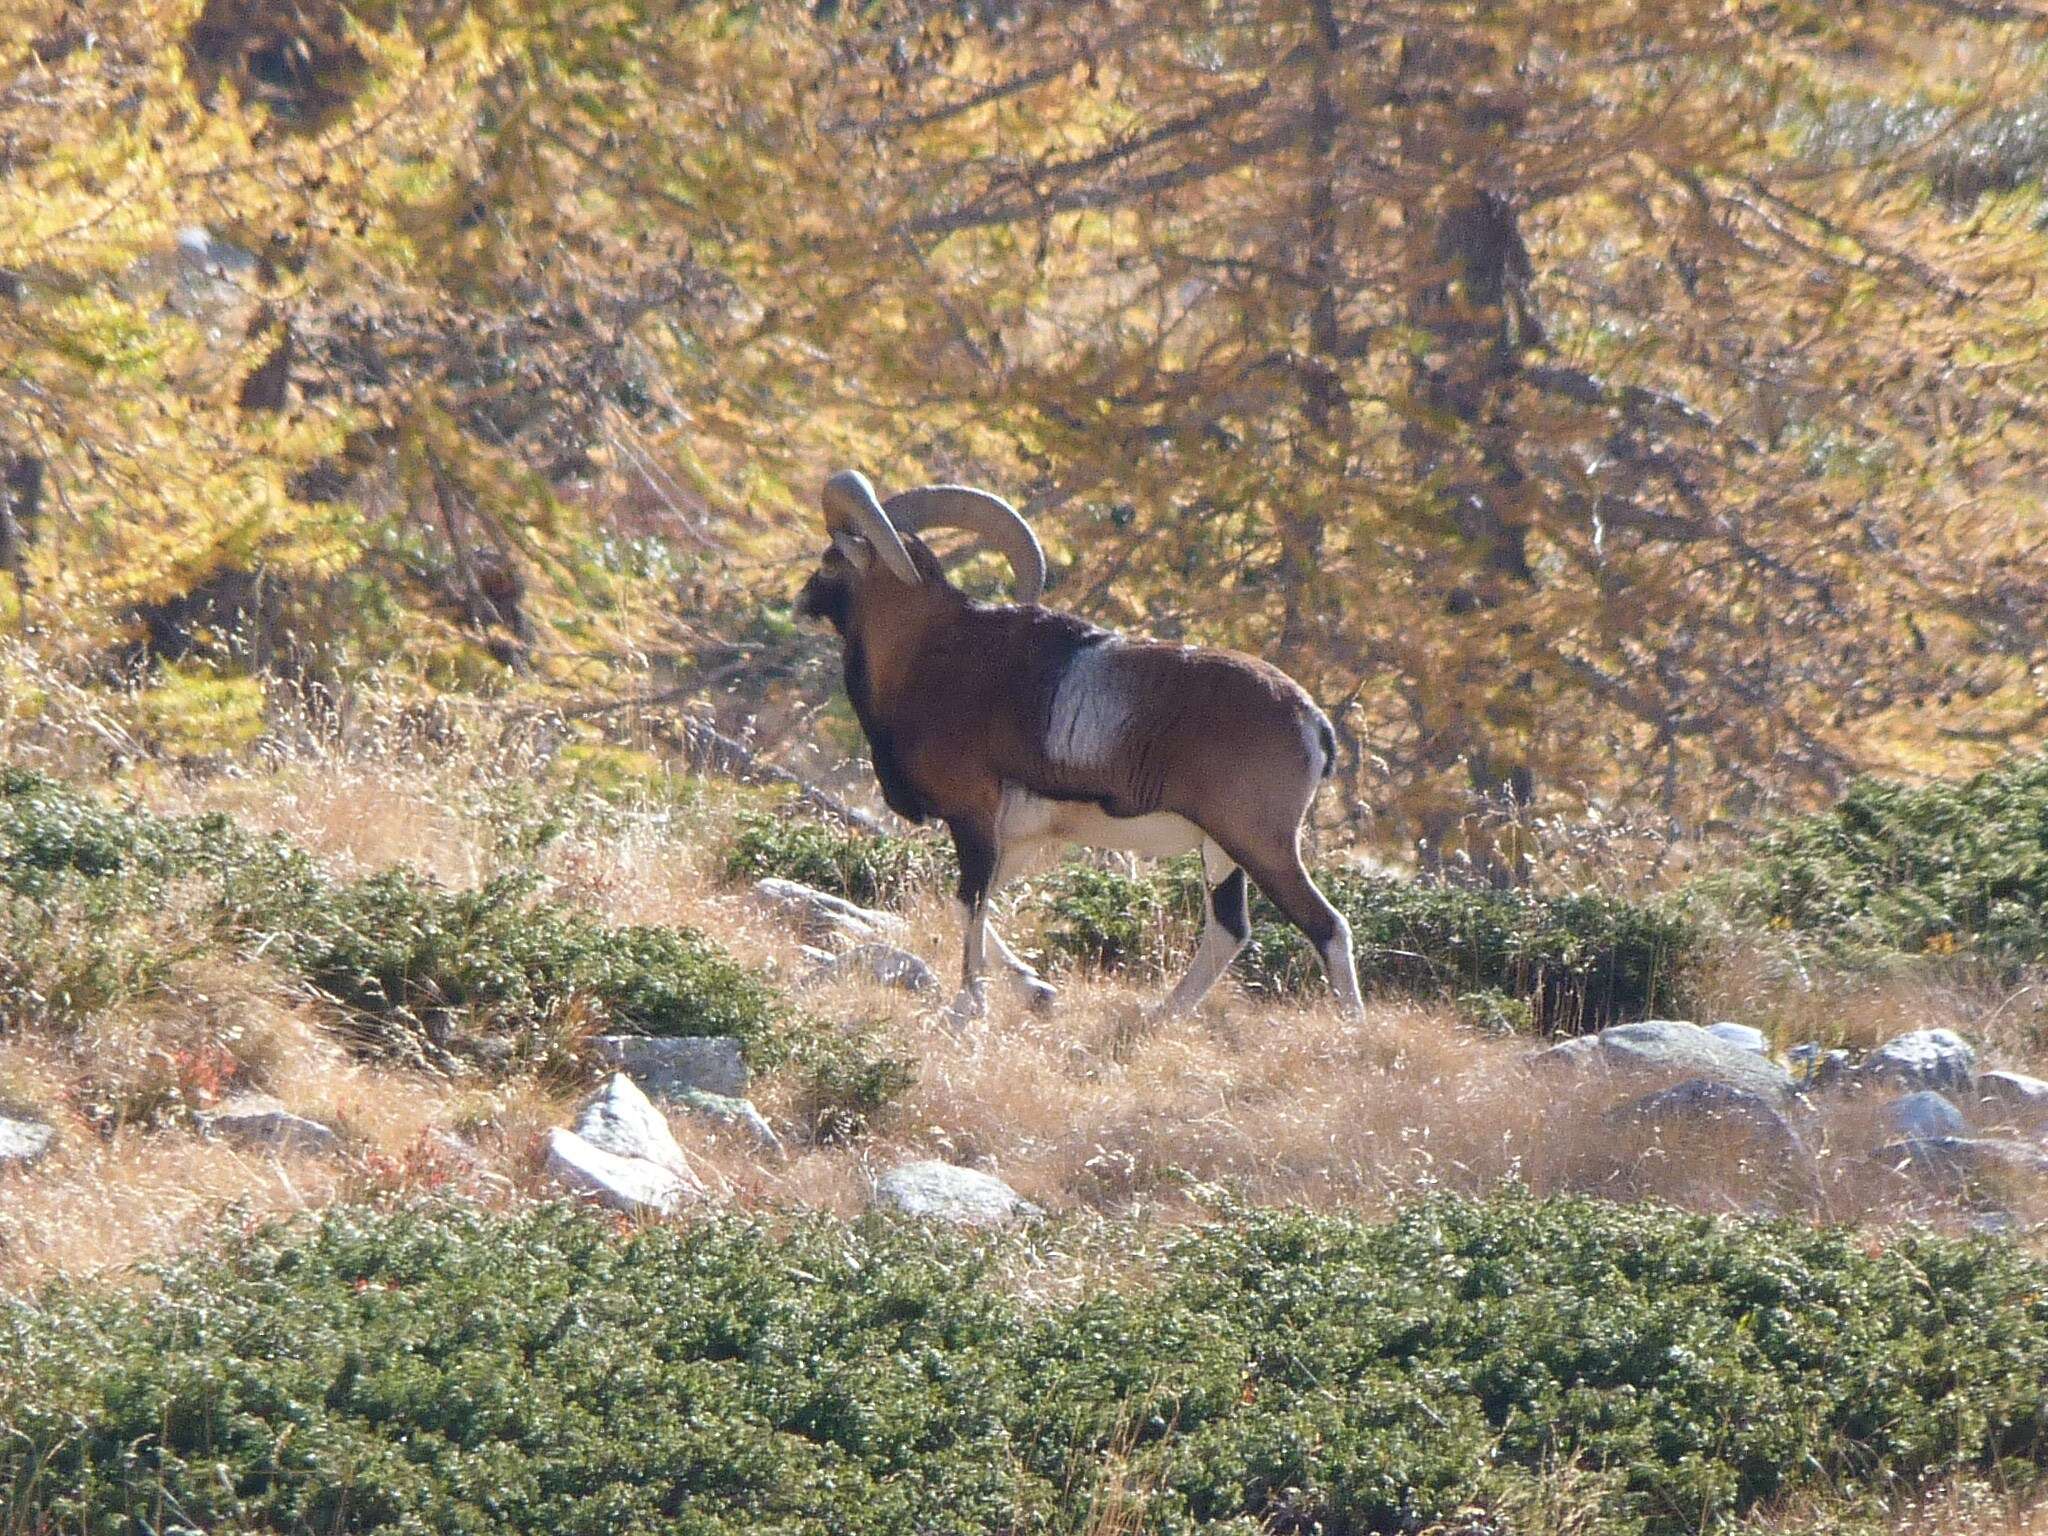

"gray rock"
[1706,1022,1769,1056]
[1974,1070,2048,1126]
[1860,1028,1976,1092]
[1611,1076,1798,1140]
[1882,1090,1967,1142]
[0,1112,55,1169]
[1787,1043,1849,1091]
[873,1160,1043,1226]
[675,1089,785,1157]
[544,1128,695,1216]
[802,942,941,996]
[198,1097,339,1154]
[572,1074,695,1179]
[1606,1077,1821,1193]
[752,878,907,946]
[1873,1135,2048,1189]
[590,1035,748,1099]
[175,226,258,275]
[1531,1020,1794,1098]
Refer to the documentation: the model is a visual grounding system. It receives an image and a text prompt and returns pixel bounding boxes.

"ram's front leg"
[942,817,999,1027]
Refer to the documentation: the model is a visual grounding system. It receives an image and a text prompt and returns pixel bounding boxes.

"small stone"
[0,1112,55,1169]
[590,1035,748,1100]
[198,1097,339,1154]
[1705,1022,1769,1056]
[675,1090,785,1157]
[1860,1028,1976,1092]
[1882,1090,1967,1142]
[572,1074,696,1180]
[873,1160,1043,1226]
[1974,1070,2048,1126]
[751,878,907,946]
[544,1128,693,1216]
[802,942,941,996]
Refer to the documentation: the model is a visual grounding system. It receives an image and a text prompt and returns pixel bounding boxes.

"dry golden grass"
[1738,1479,2048,1535]
[2,734,2045,1297]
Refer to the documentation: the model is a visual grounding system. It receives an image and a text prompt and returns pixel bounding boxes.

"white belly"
[997,786,1204,859]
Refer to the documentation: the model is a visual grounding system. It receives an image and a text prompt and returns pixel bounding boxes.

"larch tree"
[800,0,2048,872]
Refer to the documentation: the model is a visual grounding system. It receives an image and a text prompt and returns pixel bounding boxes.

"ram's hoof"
[1015,974,1059,1012]
[941,983,989,1030]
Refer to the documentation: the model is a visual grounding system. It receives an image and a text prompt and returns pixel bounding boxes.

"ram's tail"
[1314,710,1338,781]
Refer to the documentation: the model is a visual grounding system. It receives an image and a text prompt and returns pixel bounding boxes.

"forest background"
[7,0,2048,875]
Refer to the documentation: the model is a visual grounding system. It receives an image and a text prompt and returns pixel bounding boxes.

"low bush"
[0,887,186,1034]
[1038,858,1698,1033]
[1035,857,1204,973]
[1,769,784,1063]
[1725,753,2048,961]
[242,867,785,1060]
[0,766,239,900]
[784,1020,919,1145]
[1,769,261,1035]
[5,1194,2046,1535]
[722,807,949,907]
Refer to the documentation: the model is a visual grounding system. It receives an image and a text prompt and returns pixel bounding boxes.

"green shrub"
[5,1194,2046,1536]
[1038,858,1698,1033]
[1455,987,1537,1037]
[240,867,784,1058]
[723,807,949,907]
[0,767,240,899]
[1,769,785,1063]
[1,769,281,1033]
[1036,857,1204,972]
[1725,753,2048,960]
[0,886,184,1033]
[784,1021,919,1145]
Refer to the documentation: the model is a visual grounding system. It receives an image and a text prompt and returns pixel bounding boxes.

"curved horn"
[884,484,1046,604]
[821,470,920,586]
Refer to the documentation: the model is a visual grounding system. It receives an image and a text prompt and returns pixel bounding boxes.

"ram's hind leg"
[984,918,1058,1010]
[1158,840,1251,1020]
[1225,836,1364,1021]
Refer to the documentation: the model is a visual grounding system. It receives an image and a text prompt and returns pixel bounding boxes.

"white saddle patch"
[1045,641,1130,774]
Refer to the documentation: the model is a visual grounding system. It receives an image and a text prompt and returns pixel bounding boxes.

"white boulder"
[752,878,907,946]
[544,1129,694,1217]
[0,1112,55,1169]
[873,1160,1043,1226]
[590,1035,748,1100]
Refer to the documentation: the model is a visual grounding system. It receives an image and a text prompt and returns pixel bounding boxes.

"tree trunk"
[1396,32,1540,881]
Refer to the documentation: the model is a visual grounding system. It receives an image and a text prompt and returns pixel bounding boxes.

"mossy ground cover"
[4,1194,2045,1535]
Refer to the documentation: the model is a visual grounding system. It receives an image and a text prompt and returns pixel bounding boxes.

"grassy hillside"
[3,725,2047,1533]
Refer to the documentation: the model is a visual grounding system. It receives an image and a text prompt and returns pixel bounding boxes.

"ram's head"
[796,469,1045,632]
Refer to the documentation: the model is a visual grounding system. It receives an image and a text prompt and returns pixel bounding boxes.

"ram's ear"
[831,531,874,571]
